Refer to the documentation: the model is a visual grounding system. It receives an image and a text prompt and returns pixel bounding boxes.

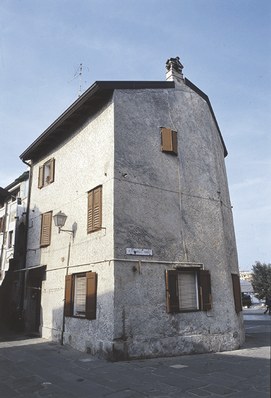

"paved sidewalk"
[0,309,270,397]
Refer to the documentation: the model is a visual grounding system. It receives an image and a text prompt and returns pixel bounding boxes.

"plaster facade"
[22,66,244,360]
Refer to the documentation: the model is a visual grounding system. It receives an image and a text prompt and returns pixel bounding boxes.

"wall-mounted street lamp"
[53,211,74,238]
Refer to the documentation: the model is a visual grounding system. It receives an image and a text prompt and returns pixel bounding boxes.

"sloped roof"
[20,80,227,162]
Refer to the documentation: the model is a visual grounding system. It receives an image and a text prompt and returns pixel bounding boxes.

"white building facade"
[20,59,244,360]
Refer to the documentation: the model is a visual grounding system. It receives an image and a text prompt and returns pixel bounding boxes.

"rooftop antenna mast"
[77,63,83,97]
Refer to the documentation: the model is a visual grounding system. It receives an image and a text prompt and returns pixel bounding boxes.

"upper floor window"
[38,158,55,189]
[161,127,178,155]
[0,217,4,233]
[8,230,13,249]
[87,186,102,233]
[165,268,211,313]
[40,211,52,247]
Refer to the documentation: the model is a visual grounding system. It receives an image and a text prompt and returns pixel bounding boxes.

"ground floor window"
[64,272,97,319]
[166,268,212,313]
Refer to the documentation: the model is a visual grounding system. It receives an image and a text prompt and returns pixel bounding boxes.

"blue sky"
[0,0,270,270]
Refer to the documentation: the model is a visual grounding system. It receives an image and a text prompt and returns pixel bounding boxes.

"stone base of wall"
[43,327,245,362]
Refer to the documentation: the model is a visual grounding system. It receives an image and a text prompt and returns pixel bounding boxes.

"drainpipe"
[61,237,72,345]
[20,159,33,328]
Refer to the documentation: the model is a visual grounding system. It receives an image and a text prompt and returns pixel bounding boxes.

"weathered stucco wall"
[112,83,244,359]
[25,80,243,360]
[26,100,116,353]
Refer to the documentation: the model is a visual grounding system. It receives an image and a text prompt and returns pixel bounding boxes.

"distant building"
[240,271,253,282]
[19,58,244,360]
[0,172,29,327]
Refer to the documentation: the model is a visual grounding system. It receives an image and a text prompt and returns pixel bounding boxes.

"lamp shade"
[53,211,67,228]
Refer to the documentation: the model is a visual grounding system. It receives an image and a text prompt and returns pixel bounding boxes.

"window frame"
[64,272,97,320]
[38,158,55,189]
[165,268,212,313]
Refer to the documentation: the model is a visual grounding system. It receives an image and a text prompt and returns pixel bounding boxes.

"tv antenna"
[71,63,88,97]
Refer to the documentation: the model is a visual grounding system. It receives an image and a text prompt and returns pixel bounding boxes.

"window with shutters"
[38,158,55,189]
[166,268,212,313]
[87,186,102,233]
[40,211,52,247]
[161,127,178,155]
[64,272,97,319]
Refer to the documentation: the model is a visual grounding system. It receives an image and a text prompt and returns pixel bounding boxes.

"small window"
[161,127,178,155]
[40,211,52,247]
[38,158,55,189]
[87,186,102,233]
[8,230,13,248]
[0,217,4,233]
[166,268,211,313]
[231,273,242,313]
[64,272,97,319]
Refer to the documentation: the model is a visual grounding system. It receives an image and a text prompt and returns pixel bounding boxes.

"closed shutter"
[40,211,52,247]
[87,190,93,233]
[64,274,73,317]
[161,128,178,155]
[93,186,102,230]
[49,158,55,183]
[165,270,179,313]
[199,270,212,311]
[88,186,102,233]
[86,272,97,320]
[38,166,44,189]
[232,274,242,313]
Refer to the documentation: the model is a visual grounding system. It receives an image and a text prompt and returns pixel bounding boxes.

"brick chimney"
[166,57,184,83]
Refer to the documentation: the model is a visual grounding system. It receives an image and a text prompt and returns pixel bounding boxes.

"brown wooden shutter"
[161,128,178,155]
[38,166,44,189]
[64,274,73,317]
[88,186,102,233]
[86,272,97,319]
[93,186,102,230]
[232,273,242,313]
[87,190,93,233]
[198,270,212,311]
[40,211,52,247]
[49,158,55,183]
[165,270,179,313]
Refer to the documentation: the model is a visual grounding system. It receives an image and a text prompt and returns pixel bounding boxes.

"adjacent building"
[19,58,244,360]
[0,172,29,328]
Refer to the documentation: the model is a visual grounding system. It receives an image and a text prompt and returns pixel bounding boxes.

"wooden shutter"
[161,128,178,155]
[165,270,179,313]
[38,166,44,189]
[86,272,97,320]
[40,211,52,247]
[93,186,102,230]
[49,158,55,183]
[64,274,73,317]
[198,270,212,311]
[88,186,102,233]
[87,190,93,233]
[232,273,242,313]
